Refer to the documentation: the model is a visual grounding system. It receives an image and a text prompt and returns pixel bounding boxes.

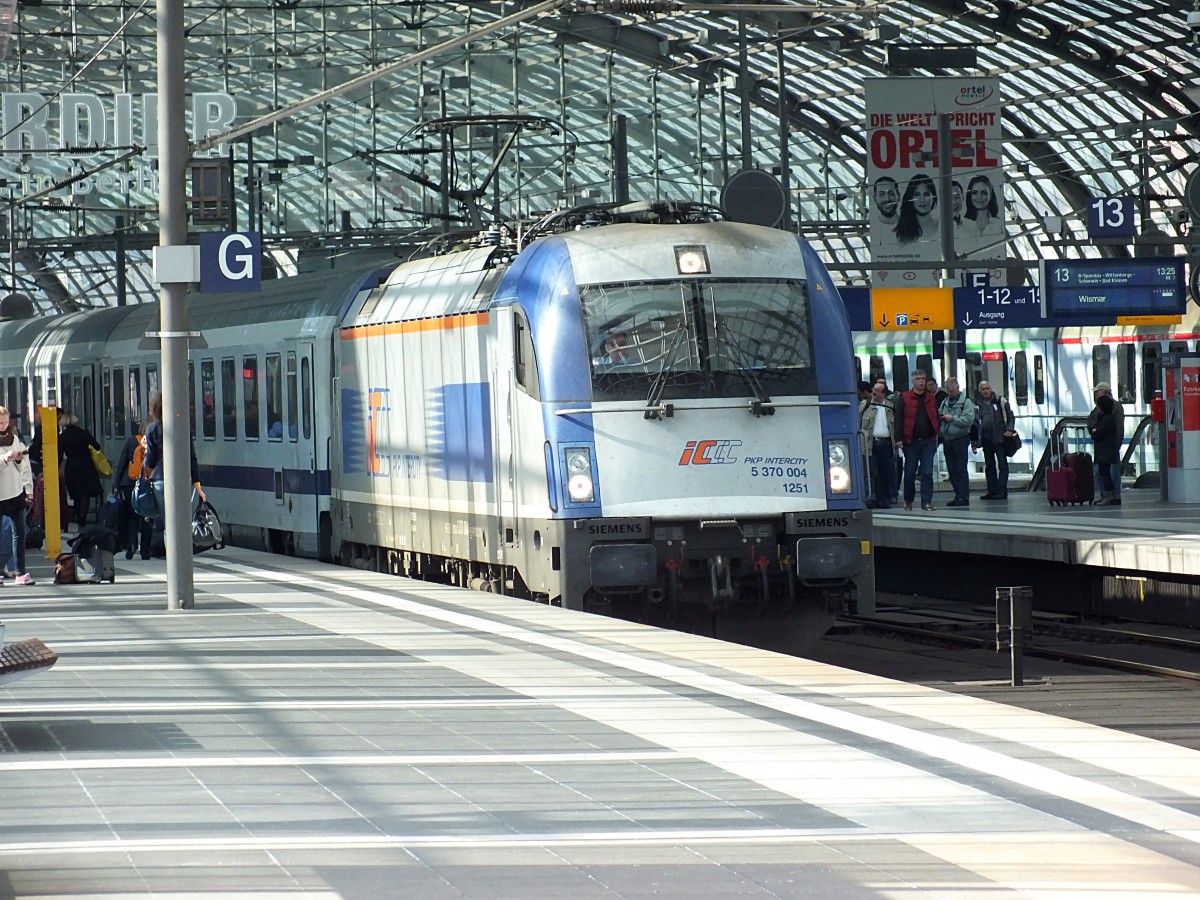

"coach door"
[296,342,319,518]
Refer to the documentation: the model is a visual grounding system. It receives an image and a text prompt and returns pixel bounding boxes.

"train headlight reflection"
[564,447,595,503]
[826,439,852,494]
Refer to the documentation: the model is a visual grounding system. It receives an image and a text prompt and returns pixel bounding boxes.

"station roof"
[1,0,1197,312]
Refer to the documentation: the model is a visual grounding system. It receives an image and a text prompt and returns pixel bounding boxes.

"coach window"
[916,354,933,383]
[1091,346,1111,396]
[1116,344,1136,404]
[1142,344,1162,404]
[128,368,142,429]
[964,352,983,399]
[285,352,298,443]
[6,376,17,425]
[221,358,237,440]
[110,369,126,437]
[1014,351,1029,406]
[187,362,195,432]
[1169,340,1191,356]
[101,369,111,437]
[147,365,159,413]
[45,374,56,408]
[301,356,312,440]
[243,355,260,441]
[892,355,910,392]
[200,360,216,439]
[1033,355,1046,405]
[265,354,283,440]
[868,355,885,385]
[81,374,93,433]
[19,376,29,434]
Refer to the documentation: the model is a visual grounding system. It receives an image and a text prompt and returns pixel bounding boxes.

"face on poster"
[865,77,1005,288]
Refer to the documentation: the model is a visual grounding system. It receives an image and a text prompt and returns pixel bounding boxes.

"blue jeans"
[902,437,937,506]
[982,441,1009,497]
[943,435,971,502]
[868,438,894,507]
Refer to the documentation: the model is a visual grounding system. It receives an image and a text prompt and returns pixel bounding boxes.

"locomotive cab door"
[491,308,519,556]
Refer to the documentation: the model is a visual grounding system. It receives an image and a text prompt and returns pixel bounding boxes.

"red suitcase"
[1048,451,1094,506]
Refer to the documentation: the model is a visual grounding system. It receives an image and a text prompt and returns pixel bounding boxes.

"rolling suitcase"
[1047,427,1094,506]
[75,547,116,584]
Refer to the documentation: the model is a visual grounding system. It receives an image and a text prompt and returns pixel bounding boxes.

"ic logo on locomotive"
[678,439,742,466]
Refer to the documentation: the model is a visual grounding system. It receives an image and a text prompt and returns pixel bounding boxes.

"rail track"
[836,605,1200,682]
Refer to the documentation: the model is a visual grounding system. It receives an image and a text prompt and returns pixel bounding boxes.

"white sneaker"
[15,573,35,586]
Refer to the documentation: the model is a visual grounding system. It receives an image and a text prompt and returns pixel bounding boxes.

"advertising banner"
[865,77,1004,288]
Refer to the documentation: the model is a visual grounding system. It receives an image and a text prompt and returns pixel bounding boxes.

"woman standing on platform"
[0,407,35,585]
[58,410,103,532]
[141,393,206,557]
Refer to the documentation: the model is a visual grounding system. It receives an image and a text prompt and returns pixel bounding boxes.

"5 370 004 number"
[749,466,807,478]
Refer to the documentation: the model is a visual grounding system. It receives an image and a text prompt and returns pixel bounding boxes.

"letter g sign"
[200,231,262,293]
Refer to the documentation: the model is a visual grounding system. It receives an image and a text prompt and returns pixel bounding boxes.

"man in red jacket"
[897,369,941,511]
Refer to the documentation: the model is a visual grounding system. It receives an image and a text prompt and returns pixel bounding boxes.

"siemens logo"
[587,523,646,536]
[795,515,849,529]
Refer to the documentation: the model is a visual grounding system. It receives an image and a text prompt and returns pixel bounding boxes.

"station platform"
[873,485,1200,623]
[876,484,1200,572]
[1,547,1199,897]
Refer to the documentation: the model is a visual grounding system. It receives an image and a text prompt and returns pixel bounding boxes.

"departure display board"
[1039,257,1185,321]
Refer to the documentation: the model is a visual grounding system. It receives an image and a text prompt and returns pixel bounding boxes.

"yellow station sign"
[870,287,955,332]
[1115,315,1183,326]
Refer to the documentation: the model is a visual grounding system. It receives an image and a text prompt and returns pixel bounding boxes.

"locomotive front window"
[582,278,814,402]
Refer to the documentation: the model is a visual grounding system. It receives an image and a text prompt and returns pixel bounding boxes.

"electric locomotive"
[0,200,873,652]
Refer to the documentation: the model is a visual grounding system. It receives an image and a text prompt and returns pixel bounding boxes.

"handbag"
[131,477,159,518]
[90,445,112,477]
[1003,431,1021,458]
[192,500,223,554]
[54,552,78,585]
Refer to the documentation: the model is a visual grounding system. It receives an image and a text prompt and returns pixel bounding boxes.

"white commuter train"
[0,201,873,651]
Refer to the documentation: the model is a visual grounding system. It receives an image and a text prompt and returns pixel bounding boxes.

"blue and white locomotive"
[0,200,872,650]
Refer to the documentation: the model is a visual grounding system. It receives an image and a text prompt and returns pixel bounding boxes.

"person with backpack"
[113,421,146,559]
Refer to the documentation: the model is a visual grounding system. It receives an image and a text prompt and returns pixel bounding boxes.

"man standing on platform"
[973,381,1015,500]
[897,369,940,511]
[1088,382,1124,505]
[860,382,895,509]
[938,378,976,507]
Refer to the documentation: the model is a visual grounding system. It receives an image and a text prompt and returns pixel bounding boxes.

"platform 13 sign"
[1086,196,1136,239]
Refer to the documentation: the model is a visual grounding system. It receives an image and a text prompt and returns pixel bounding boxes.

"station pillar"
[1164,357,1200,503]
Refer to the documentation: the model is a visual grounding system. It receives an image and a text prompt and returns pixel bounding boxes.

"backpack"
[127,438,147,481]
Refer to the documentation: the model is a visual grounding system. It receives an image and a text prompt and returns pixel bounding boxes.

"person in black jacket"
[58,410,103,531]
[1088,394,1121,506]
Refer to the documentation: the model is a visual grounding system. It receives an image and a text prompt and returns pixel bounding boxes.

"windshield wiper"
[644,326,688,420]
[711,324,775,416]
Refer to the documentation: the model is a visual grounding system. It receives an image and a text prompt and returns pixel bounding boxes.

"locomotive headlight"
[564,447,595,503]
[827,439,852,494]
[674,244,710,275]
